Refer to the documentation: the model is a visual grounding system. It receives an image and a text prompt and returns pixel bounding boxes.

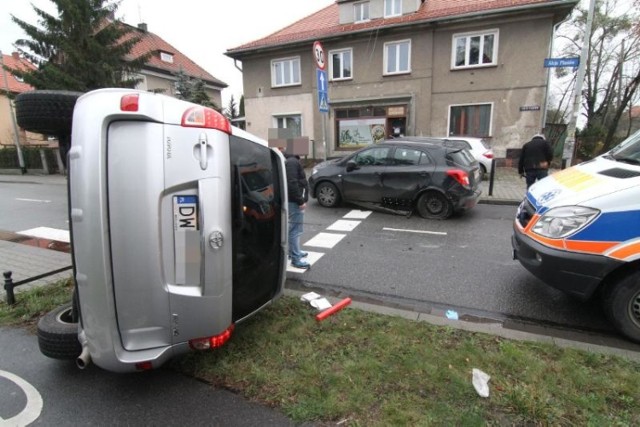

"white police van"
[512,130,640,343]
[16,89,288,372]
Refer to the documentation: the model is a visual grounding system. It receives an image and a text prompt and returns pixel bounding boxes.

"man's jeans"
[288,202,305,263]
[525,169,549,189]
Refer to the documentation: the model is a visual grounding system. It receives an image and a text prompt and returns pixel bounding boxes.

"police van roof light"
[181,106,231,134]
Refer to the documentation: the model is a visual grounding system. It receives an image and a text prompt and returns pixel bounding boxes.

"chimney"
[12,52,20,60]
[138,23,148,32]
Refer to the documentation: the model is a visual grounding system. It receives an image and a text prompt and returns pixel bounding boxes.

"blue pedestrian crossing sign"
[316,69,329,113]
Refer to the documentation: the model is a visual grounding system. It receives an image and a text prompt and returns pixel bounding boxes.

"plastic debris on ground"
[300,292,332,310]
[472,368,491,398]
[445,309,459,320]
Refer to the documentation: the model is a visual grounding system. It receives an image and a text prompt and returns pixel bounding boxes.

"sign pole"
[313,41,329,162]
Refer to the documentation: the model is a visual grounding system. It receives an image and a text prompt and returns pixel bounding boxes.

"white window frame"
[271,56,301,88]
[160,51,174,63]
[273,114,303,137]
[447,102,494,138]
[383,39,411,76]
[384,0,402,17]
[329,48,353,81]
[354,1,370,22]
[451,29,499,69]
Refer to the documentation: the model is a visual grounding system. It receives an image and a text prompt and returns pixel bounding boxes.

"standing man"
[282,147,310,269]
[518,133,554,189]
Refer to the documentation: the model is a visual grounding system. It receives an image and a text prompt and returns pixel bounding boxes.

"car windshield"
[609,130,640,165]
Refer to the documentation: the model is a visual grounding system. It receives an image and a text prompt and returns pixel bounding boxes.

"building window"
[449,103,492,137]
[160,52,174,63]
[329,49,352,81]
[271,57,301,87]
[274,115,302,137]
[384,40,411,75]
[13,75,24,83]
[452,29,498,69]
[384,0,402,17]
[354,1,370,22]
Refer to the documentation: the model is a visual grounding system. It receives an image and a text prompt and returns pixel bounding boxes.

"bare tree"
[553,0,640,152]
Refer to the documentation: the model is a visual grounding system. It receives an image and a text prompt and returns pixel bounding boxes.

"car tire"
[416,191,453,220]
[37,303,82,360]
[15,90,82,137]
[316,182,341,208]
[603,271,640,343]
[479,164,487,181]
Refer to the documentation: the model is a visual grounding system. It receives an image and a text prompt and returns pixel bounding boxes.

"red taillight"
[189,324,235,350]
[181,106,231,134]
[483,151,494,159]
[135,361,153,371]
[120,94,139,112]
[447,169,470,187]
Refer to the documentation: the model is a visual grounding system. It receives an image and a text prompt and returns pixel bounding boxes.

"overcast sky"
[0,0,334,107]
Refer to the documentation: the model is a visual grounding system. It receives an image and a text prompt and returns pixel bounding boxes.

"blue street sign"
[316,69,329,113]
[544,57,580,68]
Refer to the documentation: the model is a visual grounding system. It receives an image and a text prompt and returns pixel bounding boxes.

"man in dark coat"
[518,134,554,189]
[283,149,310,269]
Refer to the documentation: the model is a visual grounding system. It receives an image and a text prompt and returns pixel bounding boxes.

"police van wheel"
[603,271,640,343]
[37,303,82,360]
[14,90,82,137]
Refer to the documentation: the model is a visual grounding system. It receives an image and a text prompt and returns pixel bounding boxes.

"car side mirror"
[346,160,359,172]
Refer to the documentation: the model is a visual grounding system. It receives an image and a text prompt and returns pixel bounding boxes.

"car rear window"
[447,149,475,166]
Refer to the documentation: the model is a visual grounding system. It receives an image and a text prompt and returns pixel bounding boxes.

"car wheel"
[416,191,453,220]
[603,271,640,343]
[15,90,83,137]
[37,303,82,360]
[316,182,341,208]
[479,164,487,181]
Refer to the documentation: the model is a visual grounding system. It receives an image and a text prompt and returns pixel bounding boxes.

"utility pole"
[0,50,27,174]
[562,0,596,168]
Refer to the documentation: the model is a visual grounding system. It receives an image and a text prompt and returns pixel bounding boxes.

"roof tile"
[1,52,36,94]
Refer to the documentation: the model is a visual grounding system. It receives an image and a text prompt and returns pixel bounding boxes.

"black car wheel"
[479,164,487,181]
[15,90,83,137]
[316,182,341,208]
[37,303,82,360]
[416,191,453,220]
[603,271,640,343]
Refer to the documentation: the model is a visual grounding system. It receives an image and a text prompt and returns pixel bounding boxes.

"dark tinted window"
[353,147,391,166]
[229,136,283,320]
[447,149,475,167]
[392,147,428,166]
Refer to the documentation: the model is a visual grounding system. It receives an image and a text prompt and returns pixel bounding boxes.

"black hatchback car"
[308,138,482,219]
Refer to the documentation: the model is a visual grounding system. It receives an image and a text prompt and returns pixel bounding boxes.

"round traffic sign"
[313,41,326,70]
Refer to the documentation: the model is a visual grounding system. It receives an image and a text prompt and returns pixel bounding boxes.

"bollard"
[488,159,496,196]
[3,271,16,306]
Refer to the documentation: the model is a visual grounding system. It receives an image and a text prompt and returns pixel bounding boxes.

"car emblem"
[209,230,224,250]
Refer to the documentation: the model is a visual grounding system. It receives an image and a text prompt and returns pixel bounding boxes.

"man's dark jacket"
[284,154,309,205]
[518,136,553,175]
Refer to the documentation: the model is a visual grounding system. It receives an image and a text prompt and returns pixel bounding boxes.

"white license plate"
[174,195,199,231]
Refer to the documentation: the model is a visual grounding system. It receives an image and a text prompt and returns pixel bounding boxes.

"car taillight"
[483,151,494,159]
[181,106,231,134]
[135,361,154,371]
[189,324,235,350]
[120,94,139,112]
[447,169,470,187]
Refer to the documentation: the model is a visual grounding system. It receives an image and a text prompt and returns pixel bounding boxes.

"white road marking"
[287,251,325,273]
[304,232,346,248]
[16,227,70,243]
[326,220,361,232]
[343,209,372,219]
[0,369,43,425]
[15,198,51,203]
[382,227,447,236]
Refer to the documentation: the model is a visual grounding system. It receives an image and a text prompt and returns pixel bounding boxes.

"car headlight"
[311,167,318,175]
[532,206,600,238]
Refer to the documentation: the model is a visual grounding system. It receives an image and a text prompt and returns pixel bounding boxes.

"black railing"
[3,267,72,305]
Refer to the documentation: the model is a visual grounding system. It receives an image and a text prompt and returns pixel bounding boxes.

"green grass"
[2,283,639,425]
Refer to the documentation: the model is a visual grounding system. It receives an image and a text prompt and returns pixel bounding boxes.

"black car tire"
[479,164,487,181]
[416,191,453,220]
[37,303,82,360]
[316,182,341,208]
[603,271,640,343]
[15,90,82,137]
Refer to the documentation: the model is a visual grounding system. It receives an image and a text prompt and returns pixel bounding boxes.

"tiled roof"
[0,52,36,94]
[227,0,573,55]
[124,23,227,88]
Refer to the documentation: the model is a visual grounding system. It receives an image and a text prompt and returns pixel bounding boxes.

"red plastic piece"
[315,297,352,321]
